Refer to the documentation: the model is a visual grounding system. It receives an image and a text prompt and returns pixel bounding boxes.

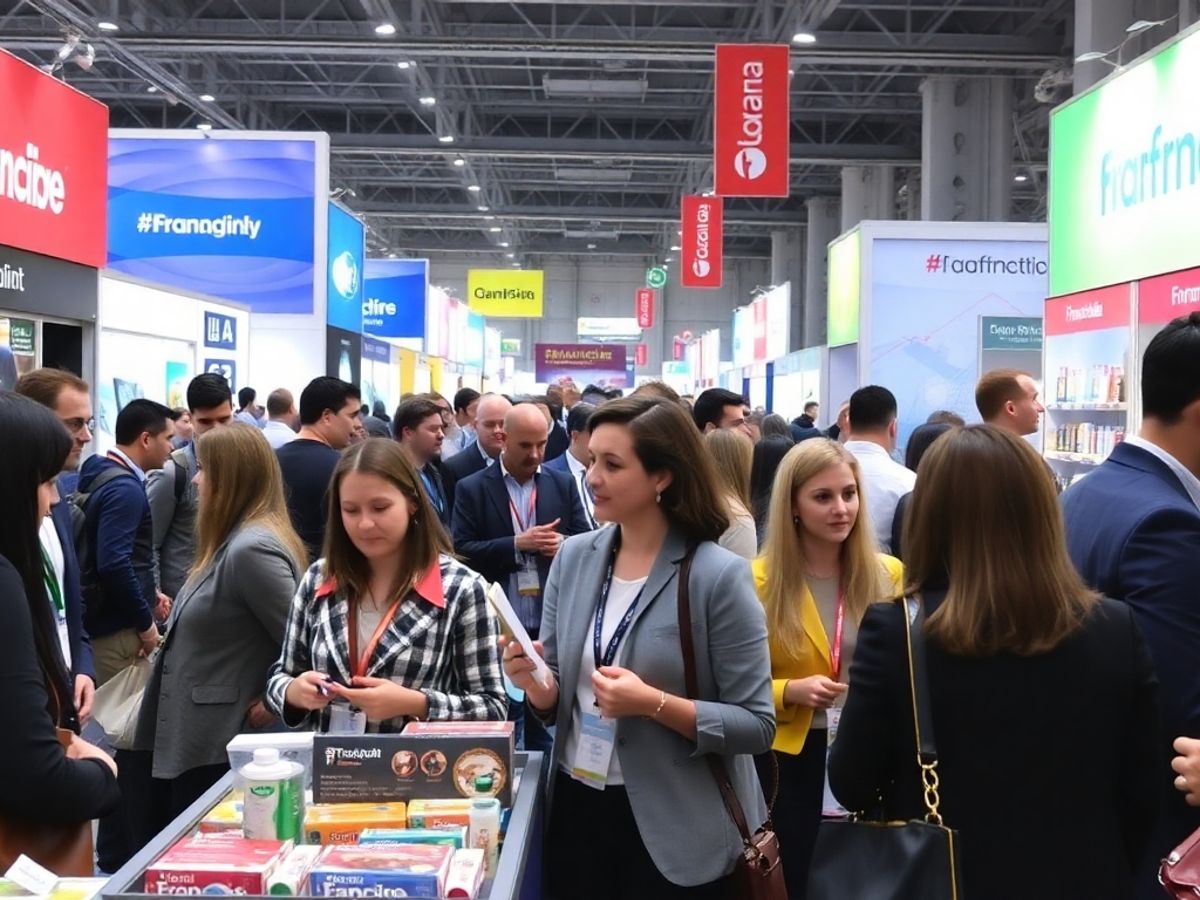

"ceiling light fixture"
[199,93,215,102]
[1014,174,1028,183]
[1074,50,1109,62]
[670,244,681,251]
[146,85,158,93]
[499,241,510,247]
[467,184,482,192]
[505,253,515,258]
[97,20,119,32]
[418,95,437,106]
[374,23,397,36]
[388,252,398,258]
[792,30,817,45]
[489,226,502,233]
[196,122,212,131]
[438,135,455,143]
[477,205,490,212]
[453,157,466,167]
[397,61,413,70]
[587,243,597,250]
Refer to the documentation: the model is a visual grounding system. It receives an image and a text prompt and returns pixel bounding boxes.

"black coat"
[829,594,1160,900]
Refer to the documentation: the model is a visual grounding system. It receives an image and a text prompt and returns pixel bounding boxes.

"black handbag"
[807,595,964,900]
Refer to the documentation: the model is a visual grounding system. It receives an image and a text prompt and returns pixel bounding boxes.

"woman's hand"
[326,677,428,722]
[1173,737,1200,806]
[284,671,336,712]
[245,698,276,729]
[784,675,848,710]
[500,636,558,712]
[67,734,117,777]
[592,666,659,720]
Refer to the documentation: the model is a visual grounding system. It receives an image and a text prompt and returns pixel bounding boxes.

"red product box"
[144,834,293,895]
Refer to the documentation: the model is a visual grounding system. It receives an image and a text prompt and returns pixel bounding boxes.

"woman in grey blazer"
[132,423,307,840]
[503,396,775,899]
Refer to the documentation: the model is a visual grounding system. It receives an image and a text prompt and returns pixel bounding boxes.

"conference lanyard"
[40,546,64,616]
[592,538,646,673]
[420,469,444,513]
[347,593,406,679]
[508,484,537,534]
[830,588,846,682]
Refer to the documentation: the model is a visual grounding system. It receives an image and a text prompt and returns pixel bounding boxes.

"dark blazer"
[450,463,589,591]
[1062,440,1200,884]
[540,453,571,477]
[441,443,490,518]
[544,421,569,462]
[890,491,911,562]
[50,498,95,683]
[420,461,452,529]
[829,594,1160,900]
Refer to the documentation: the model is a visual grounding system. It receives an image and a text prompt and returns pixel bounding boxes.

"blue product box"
[308,845,452,898]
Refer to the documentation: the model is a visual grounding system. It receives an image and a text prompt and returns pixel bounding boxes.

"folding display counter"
[100,751,545,900]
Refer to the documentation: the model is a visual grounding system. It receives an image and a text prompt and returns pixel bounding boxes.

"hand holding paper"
[489,582,553,690]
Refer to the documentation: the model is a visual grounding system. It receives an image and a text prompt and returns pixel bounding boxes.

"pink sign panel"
[1138,267,1200,324]
[1044,284,1131,336]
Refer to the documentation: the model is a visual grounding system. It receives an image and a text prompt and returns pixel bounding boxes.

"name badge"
[328,702,368,735]
[517,558,541,597]
[570,711,616,790]
[822,705,849,818]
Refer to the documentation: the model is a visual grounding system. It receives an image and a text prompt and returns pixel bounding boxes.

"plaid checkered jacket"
[265,554,508,732]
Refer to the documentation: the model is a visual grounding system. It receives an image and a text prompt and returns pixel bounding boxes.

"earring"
[792,515,801,526]
[656,492,662,504]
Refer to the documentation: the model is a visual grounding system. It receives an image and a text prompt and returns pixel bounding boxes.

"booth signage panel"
[500,337,521,356]
[467,269,544,317]
[535,343,629,387]
[578,317,641,340]
[1049,26,1200,297]
[204,358,236,386]
[713,44,790,198]
[326,326,362,387]
[635,343,648,367]
[827,231,861,347]
[203,311,237,350]
[107,135,318,314]
[681,195,723,288]
[1138,266,1200,323]
[0,244,98,321]
[0,50,108,269]
[980,316,1043,350]
[363,258,427,339]
[326,203,364,333]
[636,288,655,328]
[362,335,391,364]
[1043,284,1131,335]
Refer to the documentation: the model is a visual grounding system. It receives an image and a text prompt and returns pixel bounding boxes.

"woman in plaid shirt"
[265,439,507,732]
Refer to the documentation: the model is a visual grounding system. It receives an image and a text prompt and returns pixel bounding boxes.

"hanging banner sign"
[635,343,648,368]
[681,195,724,289]
[467,269,544,317]
[636,288,655,328]
[713,43,790,198]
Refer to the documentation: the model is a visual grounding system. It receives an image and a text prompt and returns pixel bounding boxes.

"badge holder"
[570,709,616,790]
[821,706,849,818]
[328,701,367,735]
[516,555,541,597]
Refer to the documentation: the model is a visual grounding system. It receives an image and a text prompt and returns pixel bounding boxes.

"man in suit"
[1062,311,1200,897]
[15,368,99,724]
[543,402,598,530]
[452,402,590,752]
[442,392,512,515]
[394,396,450,527]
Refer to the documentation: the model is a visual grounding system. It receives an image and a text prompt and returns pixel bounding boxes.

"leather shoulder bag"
[1160,824,1200,898]
[677,549,787,900]
[807,594,963,900]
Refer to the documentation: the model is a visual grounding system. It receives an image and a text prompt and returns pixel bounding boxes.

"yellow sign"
[467,269,544,318]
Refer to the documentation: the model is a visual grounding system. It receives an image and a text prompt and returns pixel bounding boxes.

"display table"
[100,751,545,900]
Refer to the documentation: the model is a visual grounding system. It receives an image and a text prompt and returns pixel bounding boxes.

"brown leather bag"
[0,727,95,876]
[677,549,787,900]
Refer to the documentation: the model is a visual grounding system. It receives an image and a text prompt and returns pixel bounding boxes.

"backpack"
[169,447,190,502]
[70,465,137,618]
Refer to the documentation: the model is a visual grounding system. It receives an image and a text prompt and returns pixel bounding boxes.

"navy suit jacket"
[1062,440,1200,885]
[441,444,490,519]
[541,454,571,477]
[544,422,570,463]
[450,463,590,590]
[50,499,96,682]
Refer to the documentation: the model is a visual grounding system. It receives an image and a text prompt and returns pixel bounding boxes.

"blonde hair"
[905,425,1097,656]
[761,439,893,651]
[193,423,308,577]
[704,428,753,512]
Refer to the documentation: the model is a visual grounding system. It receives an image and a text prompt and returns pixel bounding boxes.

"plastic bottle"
[240,747,305,841]
[468,775,501,878]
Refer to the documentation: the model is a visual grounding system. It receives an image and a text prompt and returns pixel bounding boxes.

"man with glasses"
[15,368,99,725]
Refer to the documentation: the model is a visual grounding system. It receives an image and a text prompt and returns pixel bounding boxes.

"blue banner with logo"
[107,137,318,314]
[362,335,391,364]
[203,311,237,350]
[327,203,364,333]
[363,258,428,339]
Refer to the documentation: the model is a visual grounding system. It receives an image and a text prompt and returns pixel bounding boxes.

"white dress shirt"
[38,517,71,669]
[564,451,597,529]
[262,420,298,450]
[844,440,916,552]
[1124,436,1200,512]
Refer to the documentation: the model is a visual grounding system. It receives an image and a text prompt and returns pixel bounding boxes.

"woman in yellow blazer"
[752,438,903,900]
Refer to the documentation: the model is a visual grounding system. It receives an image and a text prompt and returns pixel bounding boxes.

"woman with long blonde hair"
[133,423,307,840]
[705,428,757,560]
[752,438,903,899]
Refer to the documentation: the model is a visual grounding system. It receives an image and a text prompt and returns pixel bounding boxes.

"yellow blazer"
[752,553,905,755]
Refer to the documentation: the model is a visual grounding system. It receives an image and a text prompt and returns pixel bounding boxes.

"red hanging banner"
[636,288,655,328]
[713,43,790,198]
[635,343,648,368]
[680,195,723,289]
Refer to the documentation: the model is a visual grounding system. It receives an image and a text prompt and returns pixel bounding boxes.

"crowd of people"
[2,311,1200,899]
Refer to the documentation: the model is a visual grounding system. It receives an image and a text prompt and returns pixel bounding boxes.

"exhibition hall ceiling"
[3,0,1073,262]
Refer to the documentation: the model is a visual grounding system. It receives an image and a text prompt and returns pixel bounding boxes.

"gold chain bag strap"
[677,548,787,900]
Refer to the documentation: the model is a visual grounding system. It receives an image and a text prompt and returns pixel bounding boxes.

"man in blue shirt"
[394,396,450,527]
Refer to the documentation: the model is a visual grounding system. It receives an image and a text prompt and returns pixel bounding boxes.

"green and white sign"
[826,230,861,347]
[1050,24,1200,297]
[8,319,34,354]
[646,267,668,289]
[980,316,1043,350]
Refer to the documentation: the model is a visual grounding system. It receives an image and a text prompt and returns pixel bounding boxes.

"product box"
[197,795,243,834]
[303,802,408,845]
[357,826,467,848]
[445,849,486,899]
[144,834,292,895]
[314,725,513,806]
[308,845,453,898]
[266,846,322,896]
[406,799,473,830]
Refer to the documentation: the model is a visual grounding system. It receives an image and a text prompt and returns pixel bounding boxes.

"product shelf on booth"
[1043,403,1127,412]
[1045,451,1107,466]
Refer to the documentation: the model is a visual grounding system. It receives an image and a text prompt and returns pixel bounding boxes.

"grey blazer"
[135,523,302,779]
[540,526,775,886]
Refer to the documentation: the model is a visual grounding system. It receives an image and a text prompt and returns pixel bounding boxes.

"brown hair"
[974,369,1029,421]
[762,439,894,646]
[14,368,88,410]
[704,428,753,512]
[588,396,729,543]
[631,380,683,405]
[322,438,452,602]
[193,424,308,576]
[905,425,1097,656]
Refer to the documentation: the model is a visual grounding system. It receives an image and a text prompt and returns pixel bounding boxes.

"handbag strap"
[903,592,944,825]
[677,548,775,847]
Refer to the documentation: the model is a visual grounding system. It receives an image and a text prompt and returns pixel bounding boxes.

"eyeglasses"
[62,417,96,435]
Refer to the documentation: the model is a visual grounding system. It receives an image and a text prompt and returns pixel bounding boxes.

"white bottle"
[468,797,501,878]
[240,747,305,841]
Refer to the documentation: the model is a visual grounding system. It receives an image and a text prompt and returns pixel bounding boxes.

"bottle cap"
[253,747,281,766]
[474,774,494,793]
